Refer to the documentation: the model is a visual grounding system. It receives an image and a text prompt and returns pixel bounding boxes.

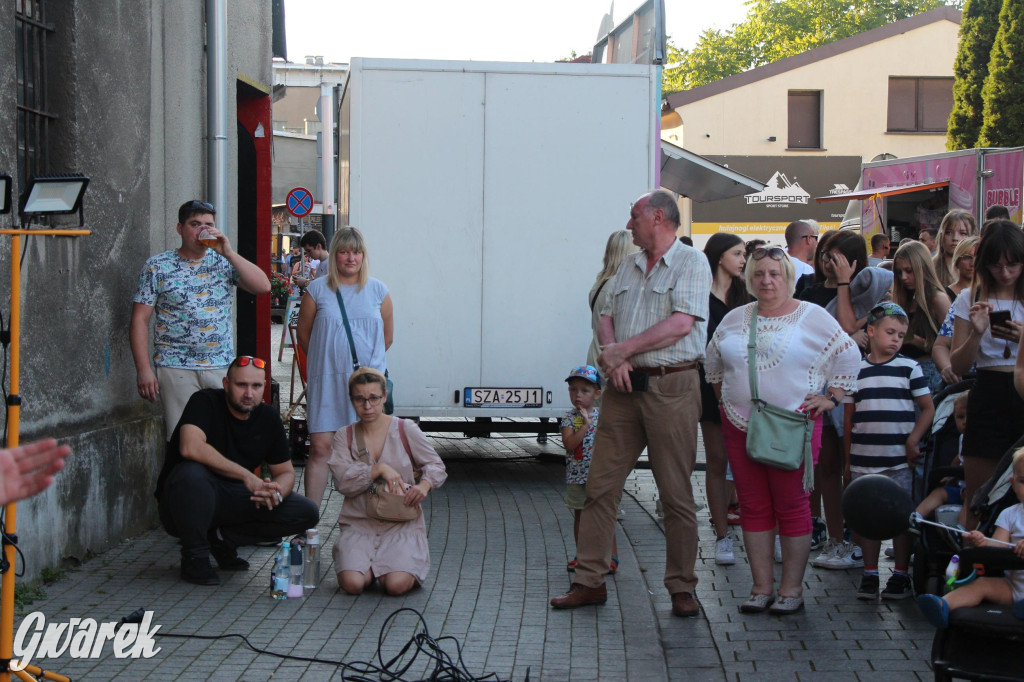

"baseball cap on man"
[565,365,602,389]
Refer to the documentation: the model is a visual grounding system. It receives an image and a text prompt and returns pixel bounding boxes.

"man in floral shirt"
[131,200,270,439]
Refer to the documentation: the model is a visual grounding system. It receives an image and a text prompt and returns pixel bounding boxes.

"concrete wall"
[272,133,318,203]
[666,19,960,160]
[0,0,272,581]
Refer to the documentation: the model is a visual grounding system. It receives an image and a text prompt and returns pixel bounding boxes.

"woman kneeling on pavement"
[704,246,860,614]
[328,368,447,596]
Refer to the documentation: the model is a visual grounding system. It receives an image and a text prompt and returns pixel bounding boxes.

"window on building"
[16,0,57,190]
[887,77,954,133]
[788,91,822,149]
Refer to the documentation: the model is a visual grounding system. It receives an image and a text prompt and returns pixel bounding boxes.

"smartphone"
[626,370,650,392]
[990,310,1012,327]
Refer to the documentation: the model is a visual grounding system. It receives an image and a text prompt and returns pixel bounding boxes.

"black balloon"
[841,474,915,541]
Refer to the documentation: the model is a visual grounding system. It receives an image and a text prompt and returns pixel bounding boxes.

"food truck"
[817,148,1024,241]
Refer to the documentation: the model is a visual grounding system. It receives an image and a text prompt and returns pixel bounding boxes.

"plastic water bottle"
[288,544,304,598]
[945,555,960,585]
[271,541,290,600]
[303,529,321,589]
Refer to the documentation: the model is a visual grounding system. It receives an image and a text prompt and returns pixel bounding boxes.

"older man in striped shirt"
[551,189,712,617]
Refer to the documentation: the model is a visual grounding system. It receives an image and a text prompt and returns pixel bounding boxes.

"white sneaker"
[811,538,839,568]
[823,541,864,569]
[773,535,783,563]
[715,536,736,566]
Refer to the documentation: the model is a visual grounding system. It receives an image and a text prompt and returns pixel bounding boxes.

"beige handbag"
[347,420,420,522]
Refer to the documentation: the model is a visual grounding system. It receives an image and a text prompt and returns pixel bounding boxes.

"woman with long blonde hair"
[947,236,979,301]
[587,231,639,368]
[892,241,950,392]
[933,210,977,288]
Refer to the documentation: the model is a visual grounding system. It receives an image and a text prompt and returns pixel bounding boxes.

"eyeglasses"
[233,356,267,369]
[185,200,215,212]
[801,234,819,242]
[752,247,788,261]
[351,395,383,406]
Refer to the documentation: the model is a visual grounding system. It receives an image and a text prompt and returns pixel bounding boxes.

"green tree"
[948,0,1001,149]
[978,0,1024,146]
[668,0,954,91]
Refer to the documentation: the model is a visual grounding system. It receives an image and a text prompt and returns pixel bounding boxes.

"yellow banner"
[691,222,840,237]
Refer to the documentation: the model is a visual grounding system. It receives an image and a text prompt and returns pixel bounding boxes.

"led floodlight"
[0,174,10,214]
[22,175,89,218]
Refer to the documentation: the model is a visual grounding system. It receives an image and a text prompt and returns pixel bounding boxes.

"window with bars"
[16,0,57,191]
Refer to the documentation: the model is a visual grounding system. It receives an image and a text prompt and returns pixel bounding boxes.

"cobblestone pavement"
[10,326,939,680]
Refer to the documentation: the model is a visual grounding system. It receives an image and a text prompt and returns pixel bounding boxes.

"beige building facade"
[663,6,961,245]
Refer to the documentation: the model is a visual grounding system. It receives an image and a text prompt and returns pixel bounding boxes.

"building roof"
[666,6,961,109]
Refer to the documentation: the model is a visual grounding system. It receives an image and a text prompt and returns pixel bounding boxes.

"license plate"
[464,387,542,408]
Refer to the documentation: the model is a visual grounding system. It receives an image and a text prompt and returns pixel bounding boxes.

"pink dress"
[328,417,447,583]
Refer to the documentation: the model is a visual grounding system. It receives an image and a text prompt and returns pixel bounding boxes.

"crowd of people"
[552,193,1023,623]
[125,196,1020,624]
[133,200,442,594]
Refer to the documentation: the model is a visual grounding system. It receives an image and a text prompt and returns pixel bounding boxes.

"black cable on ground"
[122,606,525,682]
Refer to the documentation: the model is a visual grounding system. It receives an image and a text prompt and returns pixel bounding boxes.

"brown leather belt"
[632,363,698,376]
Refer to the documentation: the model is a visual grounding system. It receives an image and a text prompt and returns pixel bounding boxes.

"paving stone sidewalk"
[9,327,940,679]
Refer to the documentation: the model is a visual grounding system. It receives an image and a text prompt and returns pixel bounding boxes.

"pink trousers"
[720,409,822,537]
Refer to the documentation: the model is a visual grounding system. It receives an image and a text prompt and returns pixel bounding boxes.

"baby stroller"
[928,546,1024,682]
[921,433,1024,681]
[912,380,973,597]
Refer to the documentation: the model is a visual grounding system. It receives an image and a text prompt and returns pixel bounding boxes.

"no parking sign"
[286,187,314,217]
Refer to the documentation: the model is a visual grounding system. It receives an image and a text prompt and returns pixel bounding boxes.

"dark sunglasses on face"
[232,355,267,369]
[802,234,818,242]
[752,247,788,261]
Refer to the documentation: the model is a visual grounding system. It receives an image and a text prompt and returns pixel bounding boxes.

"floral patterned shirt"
[134,249,239,369]
[560,407,599,485]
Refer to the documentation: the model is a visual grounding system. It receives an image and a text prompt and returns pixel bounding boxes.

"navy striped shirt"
[850,355,929,472]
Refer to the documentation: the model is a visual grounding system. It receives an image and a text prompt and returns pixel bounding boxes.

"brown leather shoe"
[671,591,700,617]
[550,582,608,609]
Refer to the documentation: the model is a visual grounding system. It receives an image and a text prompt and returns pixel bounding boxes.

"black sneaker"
[856,574,879,600]
[208,529,250,571]
[810,517,827,551]
[181,556,220,586]
[881,573,913,600]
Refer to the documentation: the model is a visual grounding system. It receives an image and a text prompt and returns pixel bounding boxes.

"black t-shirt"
[156,388,289,497]
[798,283,838,308]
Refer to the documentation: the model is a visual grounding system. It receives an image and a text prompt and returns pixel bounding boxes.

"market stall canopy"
[815,180,949,202]
[660,141,766,202]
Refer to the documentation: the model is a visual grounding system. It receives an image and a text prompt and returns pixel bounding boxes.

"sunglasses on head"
[185,200,215,212]
[232,355,267,369]
[752,247,788,261]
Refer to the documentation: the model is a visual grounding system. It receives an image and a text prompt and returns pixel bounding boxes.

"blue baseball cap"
[565,365,602,389]
[867,301,908,325]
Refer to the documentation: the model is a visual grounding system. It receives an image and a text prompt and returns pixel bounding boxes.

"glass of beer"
[198,229,219,248]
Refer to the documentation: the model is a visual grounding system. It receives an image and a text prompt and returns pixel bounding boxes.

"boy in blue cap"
[844,302,935,600]
[561,365,617,574]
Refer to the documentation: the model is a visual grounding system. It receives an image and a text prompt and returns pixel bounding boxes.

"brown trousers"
[574,369,700,595]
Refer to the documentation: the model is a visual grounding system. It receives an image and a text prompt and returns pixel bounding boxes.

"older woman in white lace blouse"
[704,247,860,615]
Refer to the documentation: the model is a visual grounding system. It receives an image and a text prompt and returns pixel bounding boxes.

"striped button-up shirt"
[600,239,712,368]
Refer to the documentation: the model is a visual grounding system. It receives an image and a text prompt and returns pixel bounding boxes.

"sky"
[283,0,751,65]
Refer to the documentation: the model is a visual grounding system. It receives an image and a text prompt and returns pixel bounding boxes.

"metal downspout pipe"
[207,0,229,226]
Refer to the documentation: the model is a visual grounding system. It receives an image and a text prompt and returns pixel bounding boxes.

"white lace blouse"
[704,301,860,431]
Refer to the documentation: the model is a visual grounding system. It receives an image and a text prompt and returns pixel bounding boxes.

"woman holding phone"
[950,221,1024,528]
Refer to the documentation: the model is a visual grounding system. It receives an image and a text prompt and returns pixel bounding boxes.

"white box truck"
[337,58,658,433]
